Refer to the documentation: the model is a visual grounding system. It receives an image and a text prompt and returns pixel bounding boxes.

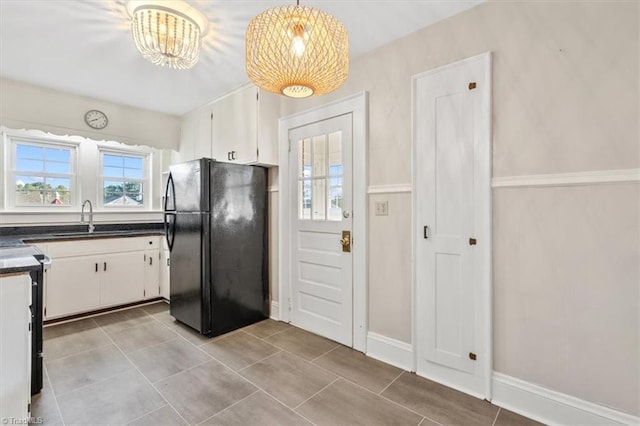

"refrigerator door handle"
[164,212,176,252]
[164,172,176,212]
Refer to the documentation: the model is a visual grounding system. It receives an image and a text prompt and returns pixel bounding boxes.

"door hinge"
[469,238,477,246]
[469,352,477,360]
[468,82,477,90]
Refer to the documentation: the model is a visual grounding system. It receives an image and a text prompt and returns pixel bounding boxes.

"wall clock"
[84,110,108,130]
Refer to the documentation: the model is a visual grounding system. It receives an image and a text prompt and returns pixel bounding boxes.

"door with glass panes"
[289,113,353,346]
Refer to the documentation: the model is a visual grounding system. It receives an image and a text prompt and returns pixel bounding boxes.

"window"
[11,140,76,207]
[99,151,148,207]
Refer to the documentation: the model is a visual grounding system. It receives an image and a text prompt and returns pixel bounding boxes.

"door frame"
[411,52,493,399]
[279,92,368,352]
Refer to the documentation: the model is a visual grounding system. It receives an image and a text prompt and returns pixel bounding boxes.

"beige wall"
[0,78,180,150]
[281,0,639,416]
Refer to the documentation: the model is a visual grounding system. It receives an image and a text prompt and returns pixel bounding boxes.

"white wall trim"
[492,169,640,188]
[365,332,413,371]
[269,301,280,321]
[492,373,640,426]
[367,184,412,194]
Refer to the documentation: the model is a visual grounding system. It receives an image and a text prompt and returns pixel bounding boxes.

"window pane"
[104,181,143,206]
[328,177,343,221]
[299,179,311,220]
[299,138,311,178]
[103,153,144,180]
[103,154,123,168]
[104,166,124,178]
[124,157,142,169]
[16,159,44,172]
[328,131,342,175]
[15,175,70,206]
[45,147,70,163]
[16,145,43,160]
[123,167,143,179]
[312,179,326,220]
[312,135,326,178]
[45,161,70,174]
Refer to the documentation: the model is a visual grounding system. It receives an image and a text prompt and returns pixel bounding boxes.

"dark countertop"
[0,223,164,274]
[0,245,44,275]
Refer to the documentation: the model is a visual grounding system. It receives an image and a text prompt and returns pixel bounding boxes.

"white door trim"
[411,52,493,399]
[279,92,368,352]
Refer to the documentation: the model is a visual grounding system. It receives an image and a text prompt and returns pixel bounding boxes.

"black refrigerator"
[163,158,268,336]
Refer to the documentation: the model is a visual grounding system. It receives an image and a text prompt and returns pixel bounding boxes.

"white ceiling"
[0,0,483,116]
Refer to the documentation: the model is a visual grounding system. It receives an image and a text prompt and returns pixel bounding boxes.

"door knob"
[340,230,351,252]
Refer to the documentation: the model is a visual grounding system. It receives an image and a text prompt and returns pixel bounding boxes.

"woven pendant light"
[246,2,349,98]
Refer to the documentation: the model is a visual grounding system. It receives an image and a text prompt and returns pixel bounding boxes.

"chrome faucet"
[81,199,95,233]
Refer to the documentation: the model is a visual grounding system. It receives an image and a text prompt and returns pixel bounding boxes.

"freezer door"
[168,159,210,212]
[209,163,268,335]
[169,212,212,334]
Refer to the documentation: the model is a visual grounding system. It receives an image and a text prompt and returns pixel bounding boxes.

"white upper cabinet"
[179,84,279,166]
[179,108,212,162]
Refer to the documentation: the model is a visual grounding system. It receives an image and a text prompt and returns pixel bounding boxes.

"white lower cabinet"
[143,250,160,299]
[159,249,170,300]
[41,236,161,320]
[100,252,145,307]
[46,255,102,318]
[0,273,31,423]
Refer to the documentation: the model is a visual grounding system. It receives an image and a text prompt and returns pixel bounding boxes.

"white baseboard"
[492,373,639,426]
[365,332,413,370]
[269,301,280,321]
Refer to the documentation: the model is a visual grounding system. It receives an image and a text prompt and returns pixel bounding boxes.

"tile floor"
[33,302,542,426]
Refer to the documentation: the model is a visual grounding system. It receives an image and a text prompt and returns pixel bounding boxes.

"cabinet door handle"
[227,151,231,161]
[149,256,153,266]
[104,262,107,271]
[95,263,98,272]
[231,150,237,160]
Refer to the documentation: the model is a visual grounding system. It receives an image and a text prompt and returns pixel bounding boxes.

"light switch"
[374,201,388,216]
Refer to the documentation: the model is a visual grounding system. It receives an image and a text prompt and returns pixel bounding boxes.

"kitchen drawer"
[45,236,159,258]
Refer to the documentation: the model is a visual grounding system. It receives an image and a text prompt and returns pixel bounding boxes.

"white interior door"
[289,113,353,346]
[415,53,491,396]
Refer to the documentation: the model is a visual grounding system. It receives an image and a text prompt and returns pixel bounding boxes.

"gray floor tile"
[203,391,311,426]
[109,321,178,353]
[154,311,216,345]
[495,408,544,426]
[243,319,291,339]
[127,404,187,426]
[31,379,63,425]
[43,318,100,340]
[313,345,403,393]
[201,331,281,370]
[44,323,110,361]
[46,344,133,395]
[128,337,211,383]
[297,378,423,426]
[56,370,165,425]
[239,351,337,408]
[155,360,257,424]
[94,307,155,334]
[264,327,339,361]
[381,372,499,426]
[140,301,170,315]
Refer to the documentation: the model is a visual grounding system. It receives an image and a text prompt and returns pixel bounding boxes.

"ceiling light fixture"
[245,0,349,98]
[126,0,207,70]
